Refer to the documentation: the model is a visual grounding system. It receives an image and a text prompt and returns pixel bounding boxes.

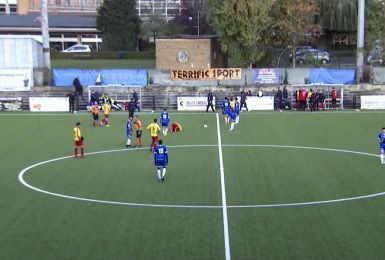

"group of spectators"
[274,86,338,111]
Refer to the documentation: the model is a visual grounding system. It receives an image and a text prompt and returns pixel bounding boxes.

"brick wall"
[156,37,226,70]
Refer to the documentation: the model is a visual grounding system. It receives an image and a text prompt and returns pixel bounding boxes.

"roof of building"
[0,14,96,29]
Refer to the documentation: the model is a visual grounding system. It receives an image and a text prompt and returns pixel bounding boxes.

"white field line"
[3,110,385,116]
[17,145,383,210]
[216,113,231,260]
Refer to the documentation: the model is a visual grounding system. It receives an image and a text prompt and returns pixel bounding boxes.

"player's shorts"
[152,136,158,144]
[380,144,385,153]
[136,130,142,138]
[92,113,99,120]
[155,160,167,167]
[126,132,132,139]
[75,140,83,146]
[104,114,109,119]
[161,122,168,127]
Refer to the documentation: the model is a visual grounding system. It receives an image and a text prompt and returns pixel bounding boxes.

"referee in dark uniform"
[206,90,215,112]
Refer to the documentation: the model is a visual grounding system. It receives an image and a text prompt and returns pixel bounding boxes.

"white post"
[356,0,365,83]
[5,0,10,14]
[340,85,344,110]
[197,11,200,36]
[41,0,51,71]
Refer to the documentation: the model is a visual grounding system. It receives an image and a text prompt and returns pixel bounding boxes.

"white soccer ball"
[151,110,154,113]
[204,124,208,128]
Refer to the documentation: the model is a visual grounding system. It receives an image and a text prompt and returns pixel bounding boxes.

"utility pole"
[356,0,365,83]
[41,0,51,84]
[5,0,10,14]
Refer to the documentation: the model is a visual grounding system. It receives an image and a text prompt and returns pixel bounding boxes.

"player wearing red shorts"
[73,122,84,158]
[147,118,160,151]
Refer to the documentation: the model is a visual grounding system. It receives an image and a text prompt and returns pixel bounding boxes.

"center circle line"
[18,144,383,209]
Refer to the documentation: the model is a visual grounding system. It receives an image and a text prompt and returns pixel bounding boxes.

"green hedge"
[51,51,155,60]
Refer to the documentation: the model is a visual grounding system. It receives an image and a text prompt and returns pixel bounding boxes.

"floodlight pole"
[41,0,51,83]
[356,0,365,83]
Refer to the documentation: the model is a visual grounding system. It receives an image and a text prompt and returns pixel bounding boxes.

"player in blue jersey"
[222,97,230,124]
[378,127,385,164]
[154,139,168,182]
[229,110,237,131]
[160,108,170,136]
[126,116,133,148]
[234,97,240,124]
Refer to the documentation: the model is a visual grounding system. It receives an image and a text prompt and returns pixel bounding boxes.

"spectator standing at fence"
[299,88,307,111]
[317,90,326,110]
[132,90,139,112]
[240,89,248,111]
[310,91,317,112]
[73,75,85,102]
[294,88,300,110]
[67,91,75,113]
[73,122,84,158]
[275,87,283,111]
[128,99,136,118]
[330,87,337,110]
[206,90,215,112]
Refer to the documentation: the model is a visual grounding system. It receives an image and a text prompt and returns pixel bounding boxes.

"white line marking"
[216,113,231,260]
[18,144,384,210]
[3,110,385,116]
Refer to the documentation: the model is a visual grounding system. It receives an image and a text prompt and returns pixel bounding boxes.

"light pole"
[41,0,51,84]
[356,0,365,83]
[188,12,200,35]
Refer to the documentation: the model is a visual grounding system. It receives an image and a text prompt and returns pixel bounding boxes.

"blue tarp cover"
[52,69,147,87]
[309,68,355,84]
[52,69,99,87]
[100,69,147,85]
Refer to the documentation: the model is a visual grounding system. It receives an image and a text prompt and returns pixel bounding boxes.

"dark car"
[295,48,330,64]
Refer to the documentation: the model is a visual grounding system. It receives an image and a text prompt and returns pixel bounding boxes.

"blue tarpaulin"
[52,69,99,87]
[100,69,147,86]
[52,69,147,87]
[309,68,355,84]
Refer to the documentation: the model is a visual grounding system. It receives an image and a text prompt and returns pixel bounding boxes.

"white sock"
[381,154,384,163]
[236,116,239,124]
[126,138,131,146]
[162,168,166,178]
[157,169,161,180]
[165,128,168,135]
[230,122,234,131]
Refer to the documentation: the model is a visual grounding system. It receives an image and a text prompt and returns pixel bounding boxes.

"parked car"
[295,48,330,64]
[61,44,92,53]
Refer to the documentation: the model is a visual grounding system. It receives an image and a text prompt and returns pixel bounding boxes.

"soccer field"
[2,110,385,260]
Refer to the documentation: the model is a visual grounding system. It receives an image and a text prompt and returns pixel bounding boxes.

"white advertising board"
[0,69,32,91]
[177,96,215,111]
[29,97,69,112]
[238,96,274,111]
[361,95,385,109]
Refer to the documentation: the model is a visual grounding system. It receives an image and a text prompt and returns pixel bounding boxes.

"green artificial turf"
[1,110,385,259]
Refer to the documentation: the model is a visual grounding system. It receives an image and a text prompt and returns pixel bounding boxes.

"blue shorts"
[380,144,385,153]
[155,160,167,167]
[161,122,168,127]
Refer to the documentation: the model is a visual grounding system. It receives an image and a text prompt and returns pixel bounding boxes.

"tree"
[204,0,274,67]
[365,0,385,51]
[269,0,318,67]
[318,0,357,32]
[97,0,141,51]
